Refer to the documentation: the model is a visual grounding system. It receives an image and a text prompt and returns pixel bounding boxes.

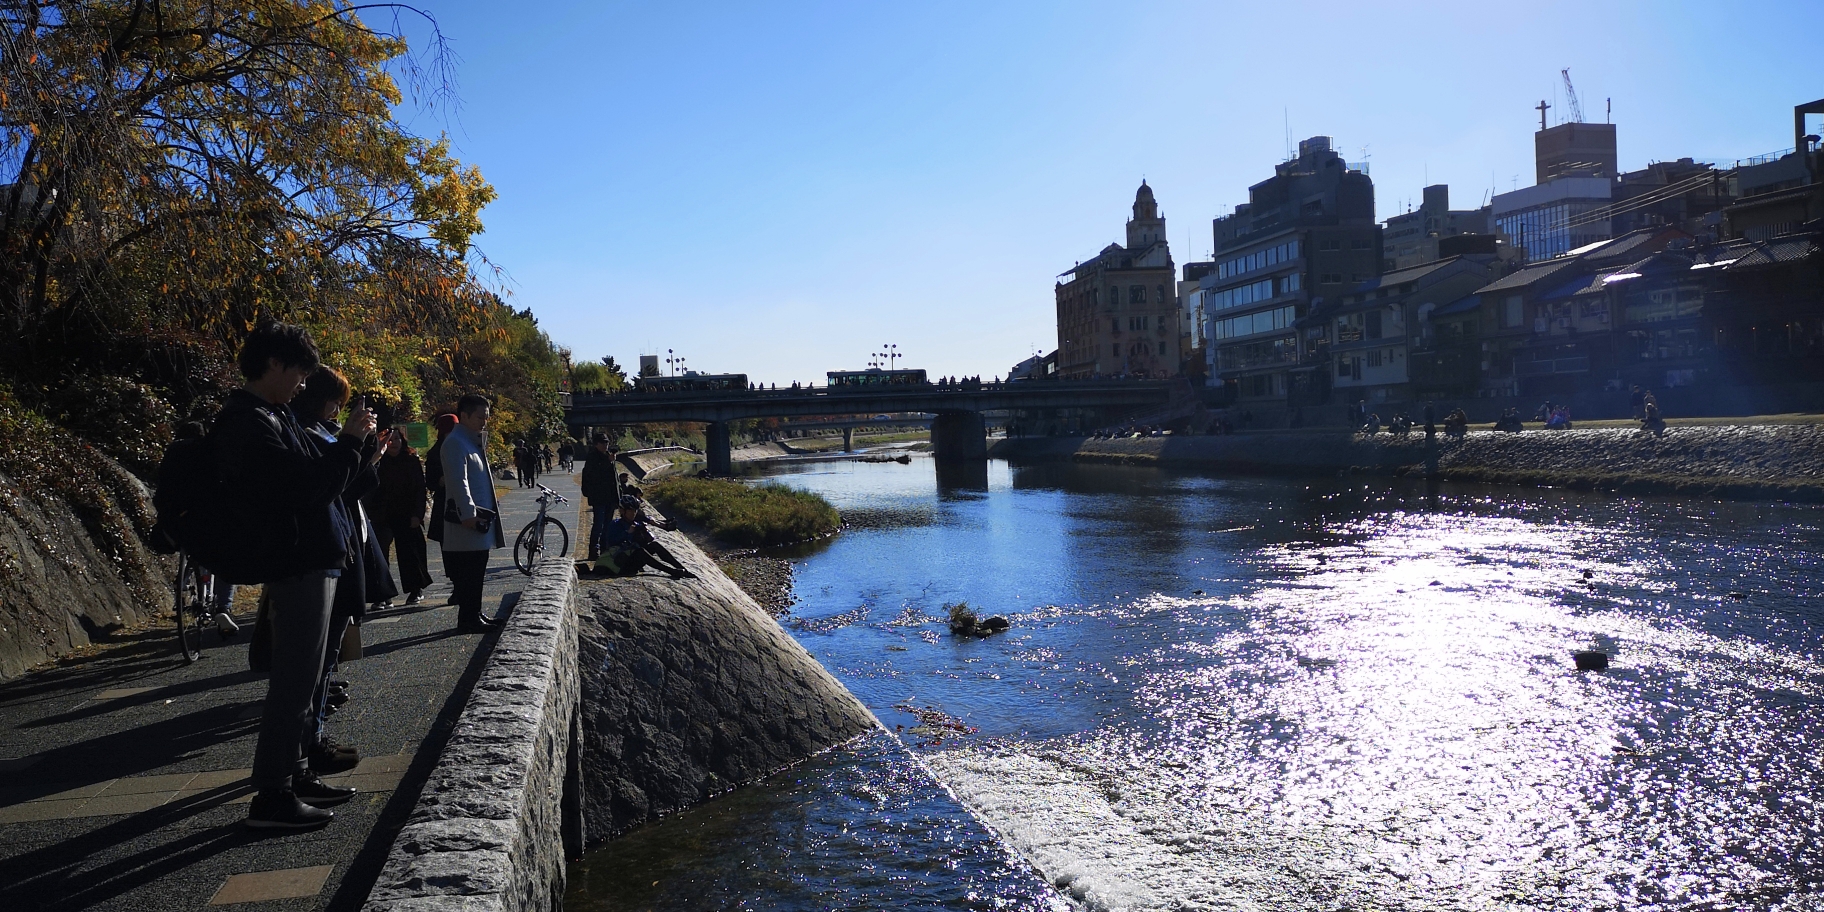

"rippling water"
[573,454,1824,912]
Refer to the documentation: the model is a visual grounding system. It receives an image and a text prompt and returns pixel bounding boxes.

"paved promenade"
[0,472,581,912]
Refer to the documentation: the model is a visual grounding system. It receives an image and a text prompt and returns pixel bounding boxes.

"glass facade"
[1211,305,1297,340]
[1495,202,1608,261]
[1216,239,1300,280]
[1208,273,1299,313]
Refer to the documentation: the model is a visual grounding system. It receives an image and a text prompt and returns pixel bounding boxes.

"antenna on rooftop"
[1536,99,1552,131]
[1561,68,1585,123]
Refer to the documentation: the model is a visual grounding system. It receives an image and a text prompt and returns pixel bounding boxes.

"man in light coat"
[440,393,505,633]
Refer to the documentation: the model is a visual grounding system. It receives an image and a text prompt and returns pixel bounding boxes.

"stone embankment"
[364,512,876,910]
[991,422,1824,500]
[0,459,169,680]
[573,524,876,838]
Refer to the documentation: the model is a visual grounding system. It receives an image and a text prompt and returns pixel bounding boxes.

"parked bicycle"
[172,551,237,662]
[514,484,571,575]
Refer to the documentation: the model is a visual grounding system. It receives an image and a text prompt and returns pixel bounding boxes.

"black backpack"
[150,425,266,580]
[150,435,216,556]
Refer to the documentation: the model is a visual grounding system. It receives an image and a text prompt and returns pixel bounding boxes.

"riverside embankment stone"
[991,422,1824,500]
[365,501,876,910]
[574,521,877,841]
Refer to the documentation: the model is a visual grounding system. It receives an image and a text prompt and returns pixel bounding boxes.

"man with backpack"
[210,322,372,830]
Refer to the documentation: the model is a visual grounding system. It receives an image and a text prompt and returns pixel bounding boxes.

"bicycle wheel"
[514,517,569,575]
[174,555,203,663]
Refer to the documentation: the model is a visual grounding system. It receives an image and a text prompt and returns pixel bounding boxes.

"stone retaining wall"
[573,521,878,841]
[363,555,581,912]
[362,512,879,909]
[991,422,1824,500]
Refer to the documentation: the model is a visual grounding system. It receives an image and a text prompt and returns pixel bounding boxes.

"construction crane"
[1561,68,1585,123]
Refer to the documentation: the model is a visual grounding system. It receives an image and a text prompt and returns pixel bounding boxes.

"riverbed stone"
[575,520,878,842]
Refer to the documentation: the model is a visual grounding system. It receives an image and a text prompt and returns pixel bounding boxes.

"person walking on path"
[377,431,433,604]
[441,394,505,633]
[213,321,366,829]
[580,432,621,563]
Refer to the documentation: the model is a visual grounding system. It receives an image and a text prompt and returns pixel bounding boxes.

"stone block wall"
[574,522,878,843]
[363,555,580,912]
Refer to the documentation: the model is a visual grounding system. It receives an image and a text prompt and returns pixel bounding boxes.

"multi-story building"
[1492,120,1618,262]
[1382,185,1495,270]
[1054,182,1182,378]
[1203,136,1381,406]
[1177,261,1214,382]
[1319,256,1496,405]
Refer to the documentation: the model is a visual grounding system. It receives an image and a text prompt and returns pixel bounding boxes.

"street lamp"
[881,343,900,369]
[666,349,687,377]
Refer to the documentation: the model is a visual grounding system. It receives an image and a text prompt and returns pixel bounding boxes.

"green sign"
[402,422,431,450]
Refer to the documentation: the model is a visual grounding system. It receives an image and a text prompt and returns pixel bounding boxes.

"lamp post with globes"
[881,343,899,370]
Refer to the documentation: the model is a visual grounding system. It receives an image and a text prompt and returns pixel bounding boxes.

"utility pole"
[1536,99,1552,131]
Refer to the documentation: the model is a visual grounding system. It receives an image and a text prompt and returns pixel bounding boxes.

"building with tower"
[1054,182,1183,378]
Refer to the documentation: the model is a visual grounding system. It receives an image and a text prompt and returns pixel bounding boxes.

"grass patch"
[645,476,840,547]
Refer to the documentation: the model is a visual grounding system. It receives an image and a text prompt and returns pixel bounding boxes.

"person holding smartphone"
[440,393,504,633]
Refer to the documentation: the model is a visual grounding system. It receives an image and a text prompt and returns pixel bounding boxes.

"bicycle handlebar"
[535,484,569,504]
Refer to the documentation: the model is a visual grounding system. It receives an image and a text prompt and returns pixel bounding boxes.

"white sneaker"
[215,612,241,635]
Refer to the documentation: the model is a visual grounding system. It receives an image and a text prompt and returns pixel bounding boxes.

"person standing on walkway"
[377,432,433,604]
[580,432,621,564]
[441,394,505,633]
[213,321,366,829]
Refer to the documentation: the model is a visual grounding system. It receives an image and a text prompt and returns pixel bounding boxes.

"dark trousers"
[587,501,615,559]
[385,519,433,594]
[252,570,336,791]
[444,549,490,624]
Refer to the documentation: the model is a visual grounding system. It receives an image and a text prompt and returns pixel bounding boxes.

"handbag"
[338,620,363,663]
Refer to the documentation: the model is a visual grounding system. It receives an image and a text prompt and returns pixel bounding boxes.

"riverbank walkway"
[0,473,582,912]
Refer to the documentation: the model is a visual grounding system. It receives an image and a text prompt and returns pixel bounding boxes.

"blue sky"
[397,1,1824,385]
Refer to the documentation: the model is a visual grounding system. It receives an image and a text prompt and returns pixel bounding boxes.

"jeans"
[444,549,489,624]
[587,501,615,559]
[251,570,336,792]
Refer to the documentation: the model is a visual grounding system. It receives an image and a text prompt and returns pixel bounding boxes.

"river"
[566,453,1824,912]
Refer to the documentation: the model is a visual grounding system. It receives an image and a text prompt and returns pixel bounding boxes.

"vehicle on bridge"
[826,368,927,388]
[634,372,750,394]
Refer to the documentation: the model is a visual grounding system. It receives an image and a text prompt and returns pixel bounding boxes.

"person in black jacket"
[213,322,370,830]
[579,433,620,563]
[376,433,432,604]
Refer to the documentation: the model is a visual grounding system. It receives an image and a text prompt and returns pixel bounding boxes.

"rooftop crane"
[1561,68,1585,123]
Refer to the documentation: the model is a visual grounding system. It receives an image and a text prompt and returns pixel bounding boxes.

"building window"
[1503,295,1524,328]
[1320,273,1343,284]
[1367,350,1383,368]
[1366,310,1382,339]
[1129,316,1149,331]
[1129,285,1145,305]
[1156,284,1166,303]
[1351,239,1371,250]
[1320,239,1341,251]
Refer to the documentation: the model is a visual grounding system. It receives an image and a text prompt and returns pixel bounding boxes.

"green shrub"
[645,477,839,547]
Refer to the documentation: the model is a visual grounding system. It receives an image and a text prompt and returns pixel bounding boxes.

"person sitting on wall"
[1494,408,1525,433]
[1545,406,1573,430]
[1443,408,1469,437]
[1362,413,1382,435]
[1641,397,1667,436]
[593,495,694,580]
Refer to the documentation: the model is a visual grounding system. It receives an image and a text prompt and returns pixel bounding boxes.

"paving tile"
[0,756,40,772]
[188,769,253,789]
[92,687,157,700]
[0,798,90,825]
[363,617,403,625]
[68,791,177,817]
[322,771,405,794]
[208,864,335,904]
[351,753,414,774]
[98,772,199,796]
[23,780,117,802]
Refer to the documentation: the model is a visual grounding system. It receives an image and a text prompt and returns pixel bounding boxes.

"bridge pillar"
[842,427,854,452]
[705,421,731,476]
[931,411,987,462]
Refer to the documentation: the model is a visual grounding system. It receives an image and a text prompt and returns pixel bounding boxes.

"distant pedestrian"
[377,432,432,605]
[214,321,366,829]
[441,394,505,633]
[1629,385,1646,420]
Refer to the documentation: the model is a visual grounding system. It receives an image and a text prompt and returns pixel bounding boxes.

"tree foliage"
[0,1,565,465]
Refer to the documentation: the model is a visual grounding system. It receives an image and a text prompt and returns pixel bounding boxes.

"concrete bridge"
[564,381,1177,472]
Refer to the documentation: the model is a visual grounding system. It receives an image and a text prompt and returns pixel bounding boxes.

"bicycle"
[172,551,214,663]
[514,484,571,575]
